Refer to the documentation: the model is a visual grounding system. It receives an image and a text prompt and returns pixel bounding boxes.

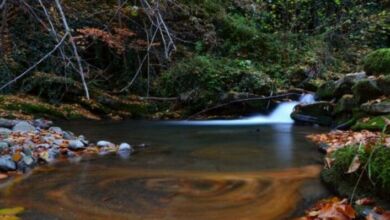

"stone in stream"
[49,127,63,135]
[0,141,9,152]
[117,143,134,159]
[0,155,16,171]
[0,128,12,138]
[0,118,17,128]
[97,140,115,148]
[33,118,53,129]
[63,131,76,140]
[68,140,86,150]
[12,121,36,133]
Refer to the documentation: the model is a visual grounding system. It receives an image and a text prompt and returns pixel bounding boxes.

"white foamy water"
[170,94,315,125]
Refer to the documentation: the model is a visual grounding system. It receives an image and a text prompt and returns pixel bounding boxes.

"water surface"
[1,121,329,219]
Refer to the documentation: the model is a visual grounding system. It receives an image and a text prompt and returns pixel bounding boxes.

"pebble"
[0,118,17,128]
[0,155,17,171]
[97,140,115,148]
[0,141,9,151]
[119,143,132,151]
[0,128,12,138]
[33,118,53,129]
[68,140,86,150]
[49,127,63,135]
[12,121,36,133]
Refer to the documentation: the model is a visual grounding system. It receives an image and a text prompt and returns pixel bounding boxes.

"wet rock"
[13,121,36,133]
[63,131,76,140]
[118,143,133,159]
[0,141,9,152]
[0,155,16,171]
[48,148,60,160]
[0,118,17,128]
[334,72,367,97]
[352,79,382,104]
[49,127,63,135]
[33,118,53,129]
[97,140,115,148]
[291,102,334,126]
[119,143,132,151]
[68,140,86,150]
[361,100,390,114]
[78,135,89,145]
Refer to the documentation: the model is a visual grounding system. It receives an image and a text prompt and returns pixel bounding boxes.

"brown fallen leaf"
[347,155,361,174]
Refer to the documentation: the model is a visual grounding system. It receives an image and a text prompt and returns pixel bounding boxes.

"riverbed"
[0,121,330,219]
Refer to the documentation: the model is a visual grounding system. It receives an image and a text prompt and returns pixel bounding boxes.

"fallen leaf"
[347,155,361,174]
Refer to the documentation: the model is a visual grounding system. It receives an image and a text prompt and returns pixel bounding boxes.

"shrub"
[364,48,390,75]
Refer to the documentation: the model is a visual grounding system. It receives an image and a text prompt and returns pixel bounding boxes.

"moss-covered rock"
[351,79,382,104]
[363,48,390,75]
[316,81,337,100]
[352,114,390,132]
[334,94,358,114]
[377,75,390,96]
[361,100,390,115]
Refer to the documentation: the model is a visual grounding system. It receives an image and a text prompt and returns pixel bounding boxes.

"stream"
[0,120,330,220]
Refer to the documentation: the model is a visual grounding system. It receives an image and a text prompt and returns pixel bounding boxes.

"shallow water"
[0,121,330,219]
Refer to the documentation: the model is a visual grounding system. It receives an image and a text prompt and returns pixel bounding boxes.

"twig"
[187,93,301,119]
[0,33,69,91]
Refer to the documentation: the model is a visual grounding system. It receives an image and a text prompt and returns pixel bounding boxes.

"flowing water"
[0,95,331,219]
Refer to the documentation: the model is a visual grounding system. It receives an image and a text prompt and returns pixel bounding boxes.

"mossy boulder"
[351,79,382,104]
[291,102,334,126]
[363,48,390,76]
[352,114,390,132]
[334,94,357,114]
[316,81,337,100]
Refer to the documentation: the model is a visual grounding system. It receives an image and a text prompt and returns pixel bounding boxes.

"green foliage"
[353,114,390,132]
[158,55,274,111]
[364,48,390,75]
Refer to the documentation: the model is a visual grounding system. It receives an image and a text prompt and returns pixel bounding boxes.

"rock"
[97,140,115,148]
[377,75,390,96]
[361,100,390,114]
[12,121,36,133]
[334,95,358,114]
[78,135,89,145]
[49,127,63,135]
[0,141,9,152]
[352,79,382,104]
[316,81,337,100]
[119,143,132,151]
[33,118,53,129]
[0,118,17,128]
[0,128,12,138]
[63,131,76,140]
[0,173,8,180]
[22,155,35,166]
[0,155,16,171]
[334,72,367,97]
[48,148,60,160]
[291,102,334,126]
[68,140,86,150]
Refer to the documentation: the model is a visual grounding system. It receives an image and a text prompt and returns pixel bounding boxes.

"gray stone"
[119,143,132,151]
[48,148,60,160]
[22,154,35,167]
[0,118,17,128]
[68,140,85,150]
[0,155,16,171]
[13,121,36,132]
[49,127,63,135]
[0,128,12,138]
[97,140,115,148]
[352,79,382,104]
[0,141,9,151]
[361,100,390,114]
[291,102,334,126]
[33,118,53,129]
[63,131,76,140]
[334,94,358,114]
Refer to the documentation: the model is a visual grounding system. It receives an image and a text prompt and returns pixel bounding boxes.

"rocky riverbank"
[0,118,136,181]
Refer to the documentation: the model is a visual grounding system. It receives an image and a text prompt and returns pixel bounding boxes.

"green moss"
[4,102,65,118]
[351,79,382,104]
[364,48,390,75]
[316,81,337,100]
[352,114,390,132]
[322,145,390,201]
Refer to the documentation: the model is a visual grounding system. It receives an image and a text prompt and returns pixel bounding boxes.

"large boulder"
[351,79,382,104]
[316,81,337,100]
[0,118,17,128]
[364,48,390,76]
[291,102,334,126]
[361,100,390,114]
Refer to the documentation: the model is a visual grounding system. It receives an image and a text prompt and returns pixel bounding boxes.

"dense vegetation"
[0,0,389,119]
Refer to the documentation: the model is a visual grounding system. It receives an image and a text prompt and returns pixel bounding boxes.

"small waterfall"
[171,93,315,125]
